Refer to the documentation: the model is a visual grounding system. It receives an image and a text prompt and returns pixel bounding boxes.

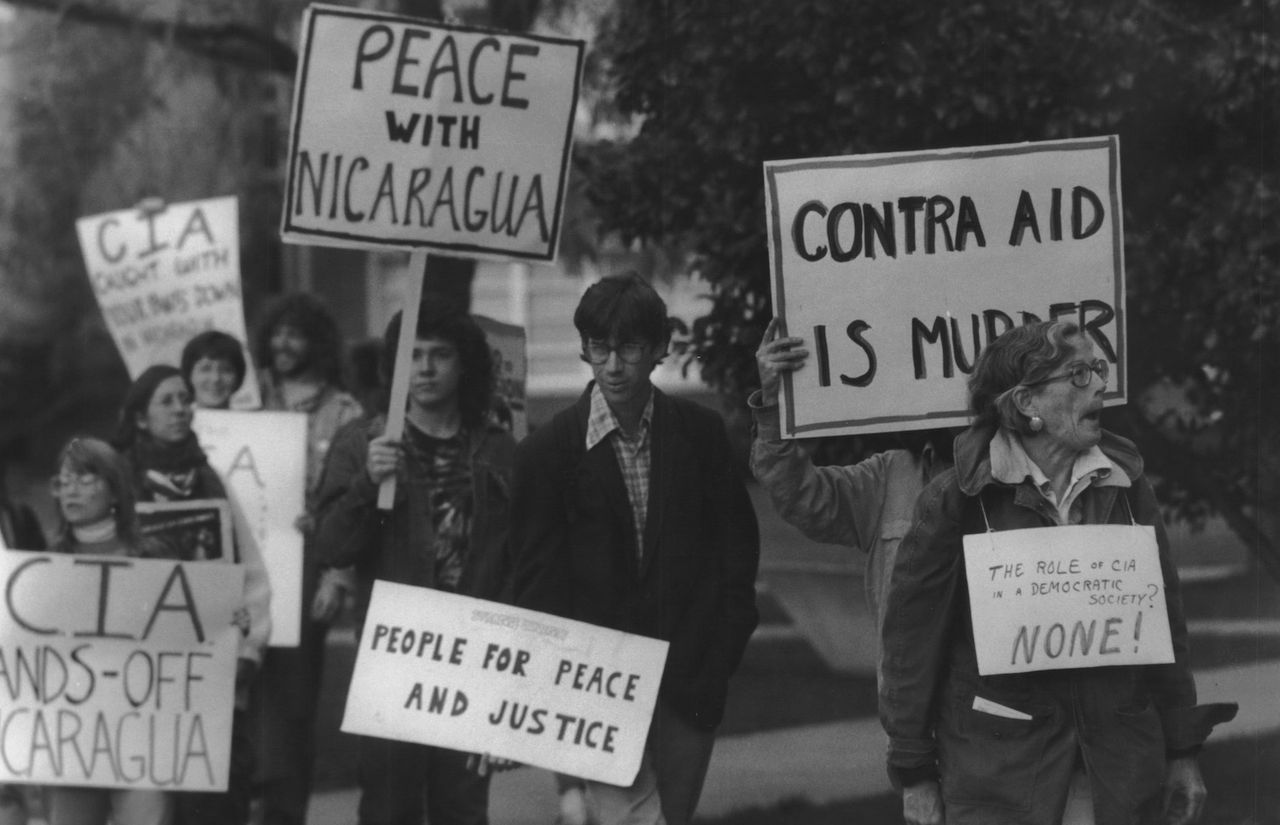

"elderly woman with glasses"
[44,436,174,825]
[879,320,1235,825]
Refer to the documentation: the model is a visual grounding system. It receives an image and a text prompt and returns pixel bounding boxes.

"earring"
[1029,414,1044,433]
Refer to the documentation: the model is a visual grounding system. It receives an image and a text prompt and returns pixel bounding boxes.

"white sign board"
[764,136,1126,438]
[75,196,260,408]
[963,524,1174,675]
[0,551,243,790]
[281,4,584,261]
[343,583,668,786]
[192,410,308,648]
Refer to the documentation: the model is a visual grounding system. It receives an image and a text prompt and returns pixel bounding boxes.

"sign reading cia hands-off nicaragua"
[282,4,584,260]
[0,551,243,790]
[764,136,1126,438]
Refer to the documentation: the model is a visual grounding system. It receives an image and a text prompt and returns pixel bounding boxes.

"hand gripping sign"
[962,524,1174,676]
[0,551,243,790]
[342,583,668,787]
[763,136,1126,438]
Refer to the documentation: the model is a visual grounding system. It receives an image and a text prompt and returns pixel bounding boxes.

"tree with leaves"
[580,0,1279,573]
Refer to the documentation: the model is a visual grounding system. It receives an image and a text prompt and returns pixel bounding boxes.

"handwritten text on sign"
[282,5,584,260]
[0,551,242,790]
[343,584,667,786]
[192,410,307,648]
[763,136,1126,438]
[74,197,259,408]
[962,525,1174,675]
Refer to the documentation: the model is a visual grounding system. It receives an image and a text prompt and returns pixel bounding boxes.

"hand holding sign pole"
[378,249,427,511]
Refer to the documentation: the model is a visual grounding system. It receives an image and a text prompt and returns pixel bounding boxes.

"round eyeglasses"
[1025,358,1109,389]
[582,340,648,365]
[50,473,103,495]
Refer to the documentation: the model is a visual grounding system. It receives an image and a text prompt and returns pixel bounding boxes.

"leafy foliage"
[582,0,1278,529]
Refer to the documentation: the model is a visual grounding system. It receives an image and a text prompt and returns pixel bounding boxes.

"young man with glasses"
[510,273,761,825]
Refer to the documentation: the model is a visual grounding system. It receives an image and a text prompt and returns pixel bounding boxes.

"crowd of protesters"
[0,275,1237,825]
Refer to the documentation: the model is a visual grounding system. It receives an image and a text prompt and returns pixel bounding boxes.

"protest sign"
[137,500,234,562]
[74,196,260,409]
[963,524,1174,675]
[0,550,242,790]
[475,314,528,440]
[281,4,585,261]
[191,409,307,648]
[342,583,668,786]
[763,136,1126,438]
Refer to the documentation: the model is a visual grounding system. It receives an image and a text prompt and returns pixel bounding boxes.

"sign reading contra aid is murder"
[0,551,243,790]
[282,5,584,260]
[192,410,308,648]
[962,525,1175,676]
[343,583,667,786]
[763,136,1126,438]
[75,196,260,409]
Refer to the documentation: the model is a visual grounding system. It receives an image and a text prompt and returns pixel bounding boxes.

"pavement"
[303,625,1280,825]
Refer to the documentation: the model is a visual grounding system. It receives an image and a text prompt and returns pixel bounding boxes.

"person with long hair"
[314,305,514,825]
[42,436,173,825]
[251,293,362,825]
[112,365,226,503]
[113,364,266,825]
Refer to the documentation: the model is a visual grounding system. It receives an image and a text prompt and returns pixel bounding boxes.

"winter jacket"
[879,422,1235,824]
[314,414,517,616]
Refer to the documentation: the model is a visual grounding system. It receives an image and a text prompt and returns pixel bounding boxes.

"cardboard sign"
[763,136,1126,438]
[0,550,243,790]
[342,583,668,786]
[191,410,308,648]
[74,196,260,409]
[137,500,234,563]
[475,314,528,440]
[281,5,585,260]
[963,524,1174,675]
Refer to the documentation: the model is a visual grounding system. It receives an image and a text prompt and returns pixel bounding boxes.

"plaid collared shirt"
[586,383,655,563]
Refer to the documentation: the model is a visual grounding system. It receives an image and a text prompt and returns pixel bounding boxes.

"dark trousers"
[175,708,253,825]
[253,559,329,825]
[356,736,490,825]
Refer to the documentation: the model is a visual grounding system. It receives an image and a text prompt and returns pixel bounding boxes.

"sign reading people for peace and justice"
[281,4,584,261]
[763,136,1126,438]
[0,551,243,791]
[343,584,668,786]
[192,410,308,648]
[75,196,260,409]
[963,525,1175,676]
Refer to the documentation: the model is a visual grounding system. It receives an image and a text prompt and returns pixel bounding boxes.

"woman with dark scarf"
[112,365,226,505]
[112,365,261,825]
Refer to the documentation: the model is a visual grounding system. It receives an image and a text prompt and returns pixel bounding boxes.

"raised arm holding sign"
[763,137,1128,439]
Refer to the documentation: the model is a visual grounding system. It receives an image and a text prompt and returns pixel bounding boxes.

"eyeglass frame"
[581,339,653,366]
[50,472,104,495]
[1023,358,1110,390]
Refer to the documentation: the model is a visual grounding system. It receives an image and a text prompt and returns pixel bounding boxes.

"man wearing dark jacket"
[315,306,516,825]
[510,273,760,825]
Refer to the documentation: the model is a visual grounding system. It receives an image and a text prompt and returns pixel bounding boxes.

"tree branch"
[7,0,298,75]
